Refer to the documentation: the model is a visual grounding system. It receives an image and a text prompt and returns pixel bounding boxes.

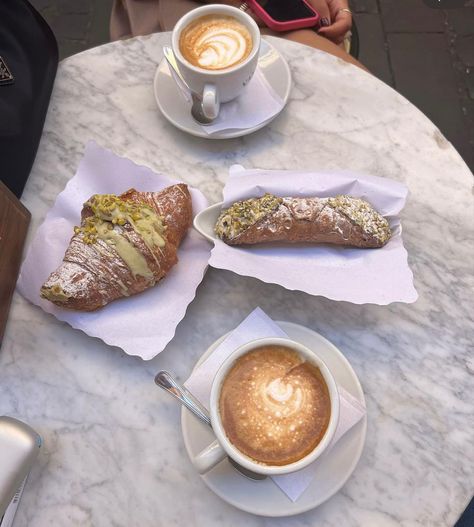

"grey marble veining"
[2,33,473,526]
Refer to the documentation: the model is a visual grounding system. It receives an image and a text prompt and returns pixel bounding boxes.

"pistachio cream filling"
[215,194,282,240]
[73,194,166,279]
[327,195,391,244]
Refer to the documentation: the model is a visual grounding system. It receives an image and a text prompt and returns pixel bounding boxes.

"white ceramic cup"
[193,337,340,476]
[171,4,261,119]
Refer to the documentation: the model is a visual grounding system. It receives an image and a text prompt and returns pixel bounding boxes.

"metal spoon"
[154,371,266,480]
[162,46,215,126]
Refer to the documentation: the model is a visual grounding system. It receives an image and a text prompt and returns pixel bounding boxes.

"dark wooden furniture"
[0,181,31,344]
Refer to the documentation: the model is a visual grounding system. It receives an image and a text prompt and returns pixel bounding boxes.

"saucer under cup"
[181,321,367,517]
[154,38,291,139]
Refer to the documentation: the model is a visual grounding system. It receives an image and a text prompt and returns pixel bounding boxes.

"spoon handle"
[154,371,211,427]
[163,46,186,84]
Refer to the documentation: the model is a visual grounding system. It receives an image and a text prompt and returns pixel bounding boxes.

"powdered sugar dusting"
[40,185,192,311]
[216,194,391,247]
[327,195,391,244]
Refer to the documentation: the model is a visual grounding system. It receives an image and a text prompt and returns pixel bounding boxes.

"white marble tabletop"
[2,33,473,526]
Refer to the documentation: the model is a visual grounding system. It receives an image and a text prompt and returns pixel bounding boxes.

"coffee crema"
[179,15,252,71]
[219,345,331,466]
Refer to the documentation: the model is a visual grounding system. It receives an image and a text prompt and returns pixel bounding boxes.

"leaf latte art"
[219,346,331,466]
[179,15,252,70]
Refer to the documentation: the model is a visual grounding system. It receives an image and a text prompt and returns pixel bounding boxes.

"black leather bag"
[0,0,58,198]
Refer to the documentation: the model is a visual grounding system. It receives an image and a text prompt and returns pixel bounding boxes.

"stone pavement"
[29,0,113,59]
[29,0,473,171]
[351,0,474,172]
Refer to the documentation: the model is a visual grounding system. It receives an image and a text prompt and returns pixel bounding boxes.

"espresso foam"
[219,346,331,466]
[179,15,252,70]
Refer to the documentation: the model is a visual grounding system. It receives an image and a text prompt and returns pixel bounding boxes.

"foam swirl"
[179,15,252,70]
[264,378,303,418]
[219,345,331,466]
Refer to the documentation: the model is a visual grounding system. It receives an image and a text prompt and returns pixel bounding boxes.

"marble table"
[2,33,473,526]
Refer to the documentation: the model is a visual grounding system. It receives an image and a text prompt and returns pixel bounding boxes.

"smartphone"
[246,0,320,32]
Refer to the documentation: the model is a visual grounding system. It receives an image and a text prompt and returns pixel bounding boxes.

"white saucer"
[154,39,291,139]
[181,321,367,517]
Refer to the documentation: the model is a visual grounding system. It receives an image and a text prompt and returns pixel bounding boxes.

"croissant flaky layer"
[215,194,391,248]
[41,184,192,311]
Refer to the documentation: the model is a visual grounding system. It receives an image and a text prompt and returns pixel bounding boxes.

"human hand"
[317,0,352,44]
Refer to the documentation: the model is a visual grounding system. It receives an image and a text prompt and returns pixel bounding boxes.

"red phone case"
[246,0,320,32]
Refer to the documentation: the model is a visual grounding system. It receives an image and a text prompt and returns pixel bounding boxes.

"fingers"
[318,15,351,44]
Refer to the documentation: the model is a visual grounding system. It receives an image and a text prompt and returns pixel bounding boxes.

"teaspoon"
[154,371,266,481]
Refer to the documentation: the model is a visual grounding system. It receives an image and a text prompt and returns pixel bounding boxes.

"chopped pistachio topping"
[75,194,166,248]
[215,194,282,240]
[327,195,391,244]
[71,193,167,280]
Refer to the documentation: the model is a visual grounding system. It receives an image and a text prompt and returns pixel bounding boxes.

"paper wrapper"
[202,69,284,135]
[17,142,211,360]
[209,165,417,305]
[185,307,366,502]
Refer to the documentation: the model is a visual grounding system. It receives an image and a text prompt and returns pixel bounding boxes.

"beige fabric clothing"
[110,0,203,40]
[110,0,293,42]
[109,1,360,68]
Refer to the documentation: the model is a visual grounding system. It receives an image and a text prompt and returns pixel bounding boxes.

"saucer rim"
[154,38,292,140]
[181,320,367,517]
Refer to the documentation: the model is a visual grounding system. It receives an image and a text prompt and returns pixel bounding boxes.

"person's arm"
[198,0,351,40]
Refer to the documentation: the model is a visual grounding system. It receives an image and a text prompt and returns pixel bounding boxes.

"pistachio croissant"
[41,184,192,311]
[215,194,391,248]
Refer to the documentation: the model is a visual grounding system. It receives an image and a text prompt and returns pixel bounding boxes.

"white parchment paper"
[202,68,284,134]
[209,165,417,305]
[17,142,211,360]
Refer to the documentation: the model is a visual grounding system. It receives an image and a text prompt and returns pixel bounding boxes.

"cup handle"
[201,84,220,120]
[194,439,227,474]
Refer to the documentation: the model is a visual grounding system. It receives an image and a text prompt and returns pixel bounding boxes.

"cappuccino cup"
[171,4,261,120]
[193,337,340,476]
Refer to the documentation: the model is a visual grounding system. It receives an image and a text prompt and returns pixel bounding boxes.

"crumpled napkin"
[185,307,366,502]
[166,57,284,134]
[17,142,211,360]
